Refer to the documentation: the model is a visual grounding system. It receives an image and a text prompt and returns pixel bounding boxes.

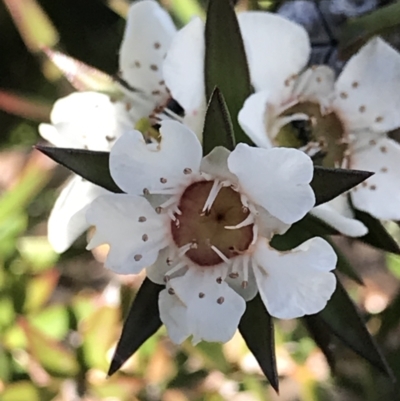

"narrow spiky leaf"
[203,87,235,156]
[35,146,122,193]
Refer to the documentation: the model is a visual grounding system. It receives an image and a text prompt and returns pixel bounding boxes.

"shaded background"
[2,0,400,400]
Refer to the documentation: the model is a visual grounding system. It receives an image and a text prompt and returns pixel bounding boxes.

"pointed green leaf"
[239,295,279,392]
[303,315,336,372]
[35,146,122,193]
[353,208,400,254]
[203,87,235,156]
[108,279,163,376]
[205,0,252,145]
[312,166,373,206]
[318,278,394,379]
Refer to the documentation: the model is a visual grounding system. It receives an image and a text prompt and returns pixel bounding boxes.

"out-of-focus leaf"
[0,151,54,224]
[203,87,235,156]
[1,381,40,401]
[17,236,58,272]
[108,278,163,376]
[377,289,400,341]
[3,0,59,52]
[168,0,205,24]
[28,305,69,340]
[91,377,142,401]
[354,208,400,254]
[239,294,279,392]
[387,254,400,280]
[44,49,121,95]
[24,269,60,312]
[189,342,230,373]
[0,90,52,122]
[312,166,373,206]
[318,278,394,380]
[19,318,79,377]
[339,1,400,60]
[35,146,122,193]
[303,315,336,372]
[205,0,252,145]
[0,297,15,331]
[0,213,27,258]
[82,306,120,370]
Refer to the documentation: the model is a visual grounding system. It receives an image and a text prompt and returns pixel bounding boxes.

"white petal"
[292,65,335,105]
[238,91,274,148]
[39,92,131,150]
[165,267,246,344]
[159,289,191,344]
[119,0,176,108]
[200,146,238,183]
[225,262,258,301]
[238,11,310,94]
[110,121,202,195]
[48,176,109,253]
[228,144,315,224]
[351,137,400,220]
[253,238,337,319]
[86,194,169,274]
[334,38,400,132]
[310,196,367,237]
[163,17,207,136]
[256,206,290,239]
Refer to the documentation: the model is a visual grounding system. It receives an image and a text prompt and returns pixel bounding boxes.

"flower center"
[171,181,253,266]
[276,101,347,167]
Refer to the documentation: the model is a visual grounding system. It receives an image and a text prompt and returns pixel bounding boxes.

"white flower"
[40,0,178,252]
[239,35,400,228]
[86,120,337,344]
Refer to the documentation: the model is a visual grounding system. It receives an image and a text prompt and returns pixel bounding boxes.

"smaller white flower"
[239,36,400,226]
[40,0,179,252]
[87,120,337,344]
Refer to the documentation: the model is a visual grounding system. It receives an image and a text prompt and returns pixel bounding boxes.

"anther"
[166,257,173,266]
[183,168,192,175]
[134,254,142,261]
[142,234,148,242]
[216,277,222,284]
[156,206,162,214]
[138,216,147,222]
[199,292,205,298]
[217,297,225,304]
[168,288,175,295]
[160,177,167,184]
[229,272,239,279]
[241,281,248,288]
[143,188,150,195]
[164,275,170,283]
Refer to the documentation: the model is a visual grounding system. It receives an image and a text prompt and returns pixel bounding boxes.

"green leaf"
[203,87,235,155]
[239,294,279,392]
[312,166,372,206]
[35,146,122,193]
[303,315,336,372]
[318,278,394,379]
[108,278,163,376]
[205,0,252,145]
[338,1,400,60]
[353,208,400,254]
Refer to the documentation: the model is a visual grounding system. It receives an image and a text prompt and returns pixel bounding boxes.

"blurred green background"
[2,0,400,400]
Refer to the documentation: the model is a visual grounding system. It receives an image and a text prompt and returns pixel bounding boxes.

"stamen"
[251,224,259,246]
[168,288,175,295]
[210,245,230,264]
[241,256,250,288]
[217,297,225,304]
[202,180,222,212]
[178,242,197,257]
[164,261,186,281]
[225,214,254,230]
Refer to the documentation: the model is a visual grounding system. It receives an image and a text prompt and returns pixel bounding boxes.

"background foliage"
[2,0,400,400]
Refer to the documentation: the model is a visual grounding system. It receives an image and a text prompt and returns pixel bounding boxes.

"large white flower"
[39,0,178,252]
[86,120,337,344]
[239,36,400,228]
[162,10,367,237]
